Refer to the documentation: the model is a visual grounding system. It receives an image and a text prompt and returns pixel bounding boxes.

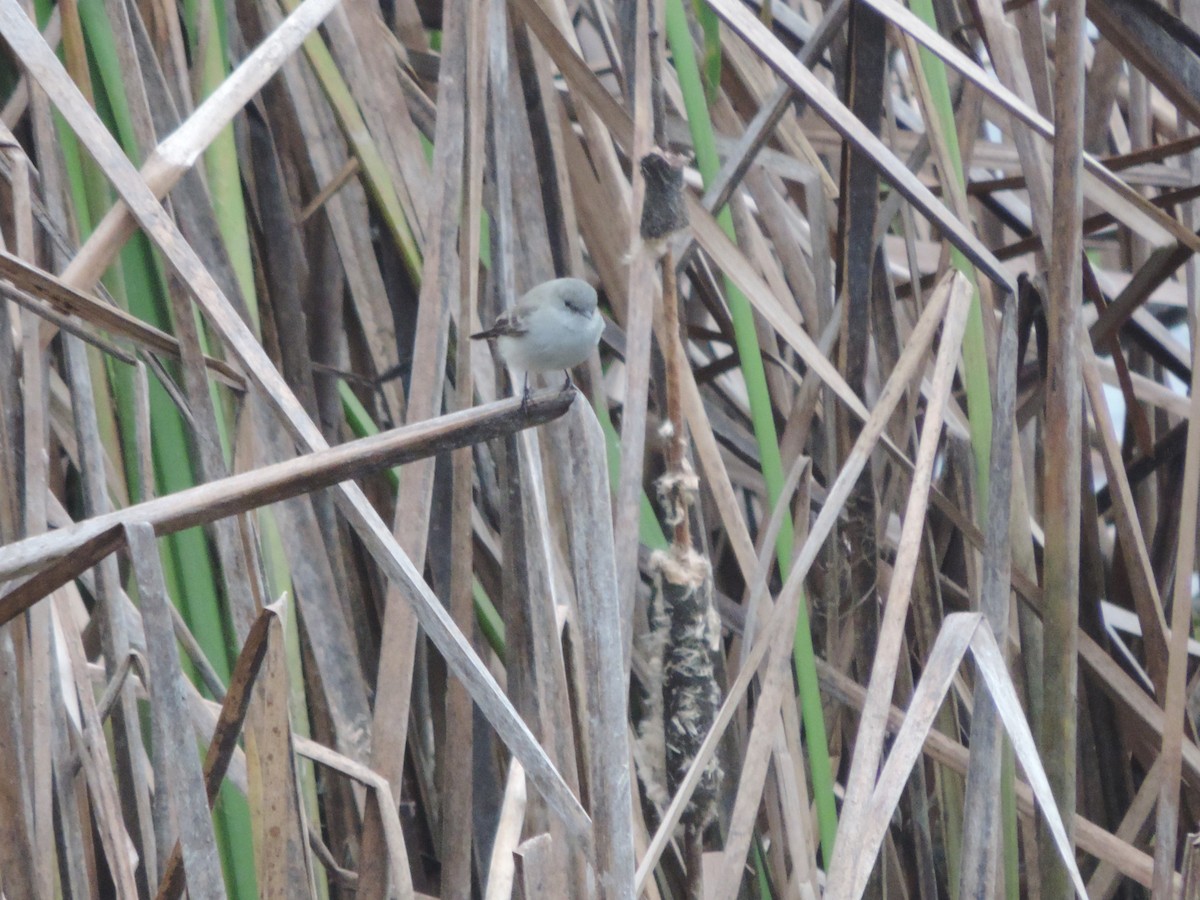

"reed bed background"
[0,0,1198,896]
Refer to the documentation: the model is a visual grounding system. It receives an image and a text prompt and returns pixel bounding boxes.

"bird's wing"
[470,307,528,340]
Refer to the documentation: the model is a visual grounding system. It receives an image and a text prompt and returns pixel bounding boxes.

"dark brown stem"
[684,824,705,900]
[661,248,689,549]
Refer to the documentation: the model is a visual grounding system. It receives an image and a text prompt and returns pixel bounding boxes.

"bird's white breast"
[497,303,603,372]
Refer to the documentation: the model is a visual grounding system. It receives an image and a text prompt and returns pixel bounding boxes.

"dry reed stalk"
[4,0,1200,895]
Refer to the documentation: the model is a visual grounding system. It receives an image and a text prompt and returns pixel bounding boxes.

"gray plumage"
[471,277,604,399]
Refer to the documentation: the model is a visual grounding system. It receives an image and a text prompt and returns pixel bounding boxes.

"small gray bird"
[471,277,604,406]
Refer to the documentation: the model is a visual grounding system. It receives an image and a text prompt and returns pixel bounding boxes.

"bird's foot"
[520,384,533,415]
[561,371,574,392]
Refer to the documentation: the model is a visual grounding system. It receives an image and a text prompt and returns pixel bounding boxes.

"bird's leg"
[561,370,573,391]
[520,371,532,414]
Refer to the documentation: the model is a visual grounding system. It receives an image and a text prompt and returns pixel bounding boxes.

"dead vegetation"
[0,0,1199,896]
